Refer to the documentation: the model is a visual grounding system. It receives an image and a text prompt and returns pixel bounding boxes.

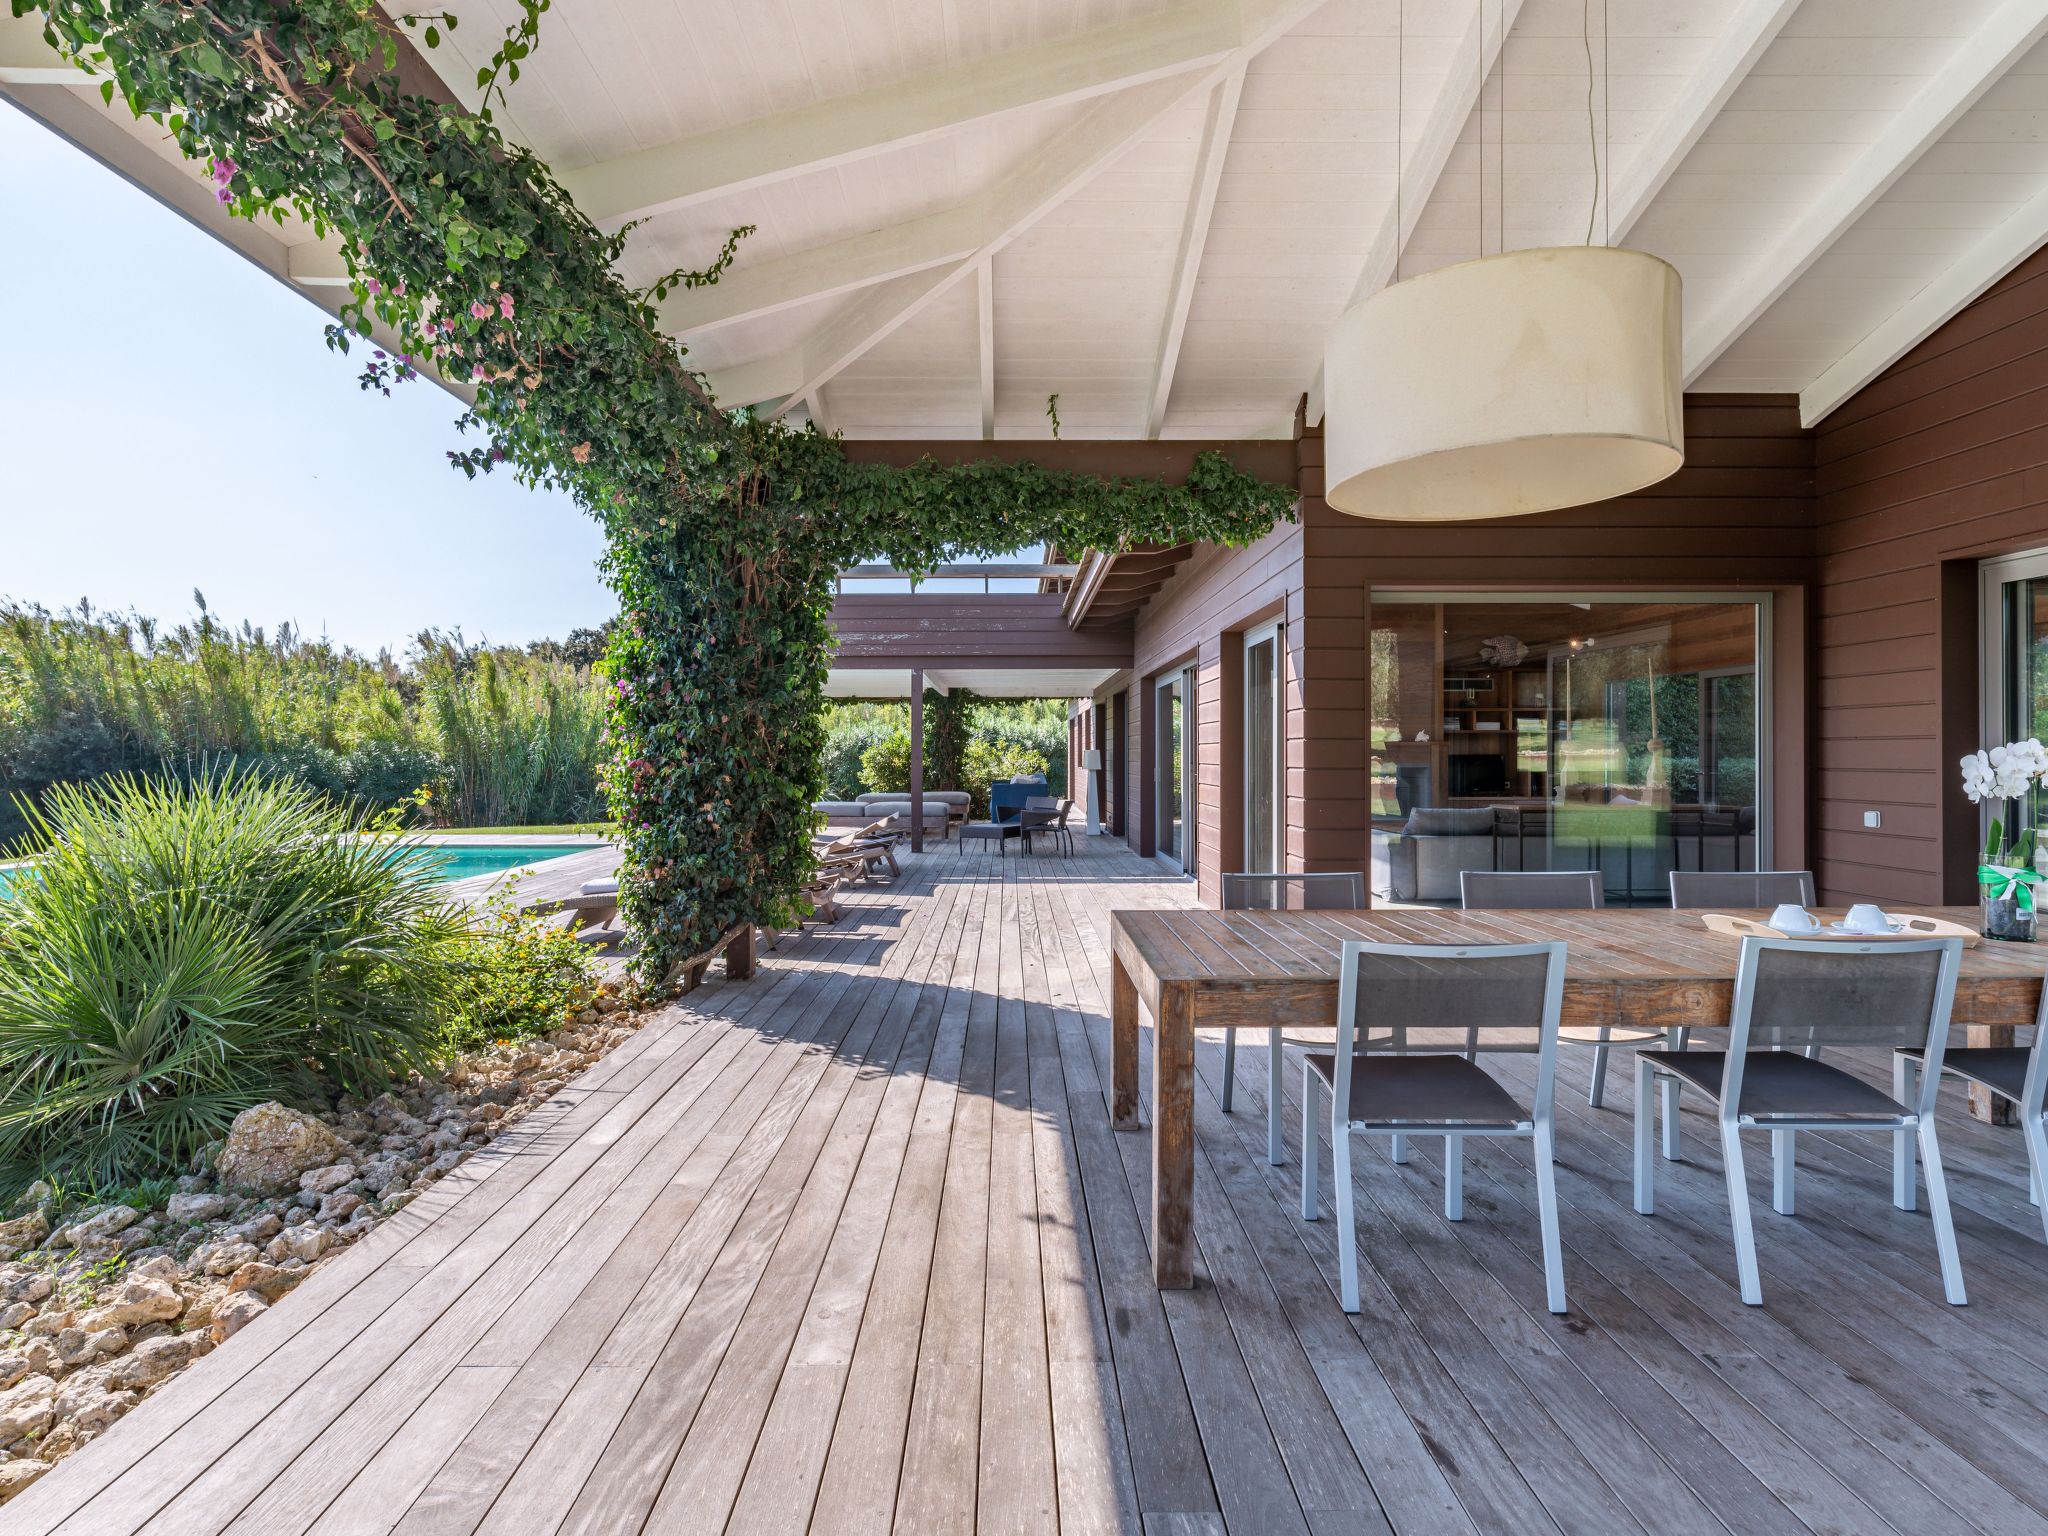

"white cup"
[1769,903,1819,933]
[1843,903,1892,934]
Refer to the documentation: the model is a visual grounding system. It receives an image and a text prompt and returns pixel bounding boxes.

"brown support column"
[910,670,925,855]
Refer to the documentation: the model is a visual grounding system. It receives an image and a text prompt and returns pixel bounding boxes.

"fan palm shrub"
[0,771,468,1194]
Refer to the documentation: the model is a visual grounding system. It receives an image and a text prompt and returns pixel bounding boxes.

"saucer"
[1824,920,1899,936]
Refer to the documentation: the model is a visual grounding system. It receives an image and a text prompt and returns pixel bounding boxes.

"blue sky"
[0,100,611,657]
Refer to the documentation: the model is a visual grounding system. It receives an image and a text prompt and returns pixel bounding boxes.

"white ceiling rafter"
[1606,0,1805,243]
[556,3,1248,227]
[1684,0,2048,385]
[1801,182,2048,427]
[1305,0,1524,425]
[739,0,1333,420]
[1145,63,1246,439]
[976,258,996,441]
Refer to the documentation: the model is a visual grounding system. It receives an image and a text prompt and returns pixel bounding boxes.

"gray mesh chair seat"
[1303,1052,1528,1128]
[1896,1046,2038,1106]
[1218,871,1366,1166]
[1639,1050,1906,1122]
[1896,1012,2048,1243]
[1302,939,1569,1315]
[1632,936,1967,1307]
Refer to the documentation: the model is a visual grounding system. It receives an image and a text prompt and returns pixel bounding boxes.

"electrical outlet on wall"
[1863,810,1882,829]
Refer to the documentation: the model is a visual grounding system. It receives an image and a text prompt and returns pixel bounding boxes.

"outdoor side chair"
[1302,938,1569,1314]
[1632,935,1967,1306]
[1459,870,1656,1114]
[1896,979,2048,1245]
[1220,871,1365,1165]
[1019,795,1063,857]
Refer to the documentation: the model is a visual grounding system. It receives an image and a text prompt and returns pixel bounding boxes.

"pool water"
[0,843,590,898]
[409,843,588,882]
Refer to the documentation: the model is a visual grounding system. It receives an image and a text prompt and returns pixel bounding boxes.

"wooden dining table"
[1109,904,2047,1288]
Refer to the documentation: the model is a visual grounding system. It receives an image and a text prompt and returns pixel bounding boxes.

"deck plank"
[18,837,2048,1536]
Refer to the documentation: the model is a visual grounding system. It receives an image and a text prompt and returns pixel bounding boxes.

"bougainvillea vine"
[23,0,1298,984]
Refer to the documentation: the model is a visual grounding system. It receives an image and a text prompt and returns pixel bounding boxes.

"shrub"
[232,742,352,801]
[0,771,468,1194]
[821,714,896,799]
[344,739,449,812]
[441,890,600,1055]
[860,727,911,796]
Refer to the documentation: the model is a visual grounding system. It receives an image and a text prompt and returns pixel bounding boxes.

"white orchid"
[1961,738,2048,804]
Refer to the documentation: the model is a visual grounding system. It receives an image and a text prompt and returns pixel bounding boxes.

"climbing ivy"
[24,0,1297,983]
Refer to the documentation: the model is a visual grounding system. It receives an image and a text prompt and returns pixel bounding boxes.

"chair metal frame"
[1895,984,2048,1245]
[1218,870,1365,1165]
[1632,935,1965,1306]
[1457,870,1649,1119]
[1301,938,1569,1314]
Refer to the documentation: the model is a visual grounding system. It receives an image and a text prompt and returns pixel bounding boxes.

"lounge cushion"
[1645,1050,1907,1120]
[1400,807,1496,837]
[1304,1052,1528,1128]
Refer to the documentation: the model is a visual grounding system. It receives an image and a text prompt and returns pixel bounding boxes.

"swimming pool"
[0,842,592,898]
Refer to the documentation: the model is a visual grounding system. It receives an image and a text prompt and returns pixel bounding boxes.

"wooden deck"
[15,838,2048,1534]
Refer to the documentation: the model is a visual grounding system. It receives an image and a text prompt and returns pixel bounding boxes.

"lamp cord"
[1583,0,1598,245]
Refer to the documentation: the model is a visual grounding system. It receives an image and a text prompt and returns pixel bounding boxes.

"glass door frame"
[1243,621,1284,875]
[1370,588,1774,868]
[1979,549,2048,842]
[1154,665,1196,875]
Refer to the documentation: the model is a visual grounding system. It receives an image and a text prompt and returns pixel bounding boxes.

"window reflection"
[1370,600,1761,906]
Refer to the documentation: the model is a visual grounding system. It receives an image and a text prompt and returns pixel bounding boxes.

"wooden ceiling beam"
[1144,63,1245,438]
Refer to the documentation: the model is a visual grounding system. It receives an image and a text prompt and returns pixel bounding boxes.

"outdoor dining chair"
[1219,871,1366,1164]
[1632,935,1966,1306]
[1019,795,1074,856]
[1895,979,2048,1245]
[1301,938,1569,1313]
[1668,870,1817,909]
[1459,870,1656,1113]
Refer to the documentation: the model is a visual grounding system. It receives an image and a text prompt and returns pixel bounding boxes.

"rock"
[0,1376,55,1441]
[17,1341,57,1380]
[0,1269,50,1307]
[180,1293,220,1332]
[0,1457,47,1502]
[51,1205,138,1249]
[52,1364,115,1422]
[54,1327,125,1368]
[222,1214,283,1246]
[0,1213,48,1261]
[105,1333,208,1393]
[63,1388,135,1439]
[128,1256,181,1282]
[199,1242,260,1278]
[317,1191,363,1224]
[0,1357,27,1392]
[22,1309,70,1338]
[226,1263,302,1302]
[165,1192,228,1224]
[0,1304,30,1332]
[76,1277,181,1332]
[208,1291,267,1344]
[298,1162,356,1197]
[276,1224,329,1264]
[215,1104,349,1195]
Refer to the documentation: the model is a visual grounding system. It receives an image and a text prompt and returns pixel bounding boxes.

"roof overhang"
[822,665,1119,700]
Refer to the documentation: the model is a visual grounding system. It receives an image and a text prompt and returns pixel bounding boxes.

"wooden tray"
[1699,911,1982,948]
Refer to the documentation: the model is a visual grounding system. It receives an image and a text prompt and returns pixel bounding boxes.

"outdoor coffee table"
[958,820,1012,853]
[1108,905,2041,1288]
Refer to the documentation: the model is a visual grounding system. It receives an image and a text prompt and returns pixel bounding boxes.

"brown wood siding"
[1125,397,1815,904]
[1814,243,2048,906]
[828,593,1132,670]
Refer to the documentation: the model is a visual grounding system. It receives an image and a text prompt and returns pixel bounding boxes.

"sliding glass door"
[1369,594,1767,906]
[1244,623,1282,875]
[1155,667,1194,873]
[1982,550,2048,841]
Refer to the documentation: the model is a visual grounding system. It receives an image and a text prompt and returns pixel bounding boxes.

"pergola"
[8,1,2044,440]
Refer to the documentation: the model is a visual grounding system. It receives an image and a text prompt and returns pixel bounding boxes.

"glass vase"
[1980,853,2037,942]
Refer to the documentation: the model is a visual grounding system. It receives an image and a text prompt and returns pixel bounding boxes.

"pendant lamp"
[1323,0,1685,523]
[1323,246,1684,521]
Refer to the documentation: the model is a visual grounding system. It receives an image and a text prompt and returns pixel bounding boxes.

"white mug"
[1843,903,1892,934]
[1769,903,1819,933]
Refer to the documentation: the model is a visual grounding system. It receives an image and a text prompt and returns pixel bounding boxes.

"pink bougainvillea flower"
[469,301,491,321]
[215,187,232,205]
[571,442,593,464]
[471,363,487,379]
[365,278,382,296]
[498,292,516,319]
[209,156,238,187]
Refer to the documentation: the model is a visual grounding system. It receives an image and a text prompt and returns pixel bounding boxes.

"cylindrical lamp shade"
[1081,749,1103,770]
[1323,246,1684,522]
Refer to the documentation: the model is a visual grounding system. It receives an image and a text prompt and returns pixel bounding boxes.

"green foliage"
[819,707,900,800]
[440,888,599,1055]
[859,727,910,795]
[923,688,970,796]
[0,602,607,841]
[26,0,1297,986]
[963,738,1050,814]
[0,772,469,1195]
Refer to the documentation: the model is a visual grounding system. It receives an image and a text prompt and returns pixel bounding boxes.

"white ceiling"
[10,0,2048,434]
